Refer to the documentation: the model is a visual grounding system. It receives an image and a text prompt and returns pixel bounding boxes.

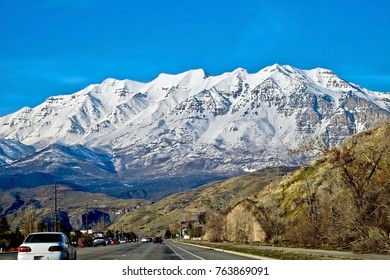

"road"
[0,241,256,260]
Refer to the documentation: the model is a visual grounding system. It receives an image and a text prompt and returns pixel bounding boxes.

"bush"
[351,227,390,253]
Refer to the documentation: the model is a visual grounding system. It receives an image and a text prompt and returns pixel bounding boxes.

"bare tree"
[326,136,390,252]
[21,205,36,235]
[205,211,226,242]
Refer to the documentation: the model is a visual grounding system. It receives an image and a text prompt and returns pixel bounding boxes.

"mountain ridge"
[0,65,389,199]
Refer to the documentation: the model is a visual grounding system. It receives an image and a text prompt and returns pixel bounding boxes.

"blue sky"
[0,0,389,116]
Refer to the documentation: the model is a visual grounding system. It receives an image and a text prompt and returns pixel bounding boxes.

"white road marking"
[168,243,205,260]
[165,243,185,260]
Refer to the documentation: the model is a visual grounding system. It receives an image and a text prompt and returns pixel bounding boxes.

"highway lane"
[77,241,256,260]
[0,241,257,260]
[0,252,16,260]
[166,242,255,260]
[77,241,181,260]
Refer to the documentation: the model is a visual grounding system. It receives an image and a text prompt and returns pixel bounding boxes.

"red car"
[79,239,92,247]
[110,238,119,245]
[153,237,163,243]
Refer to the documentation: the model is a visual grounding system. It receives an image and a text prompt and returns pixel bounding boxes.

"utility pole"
[29,205,35,233]
[54,180,58,232]
[85,202,89,235]
[113,211,116,239]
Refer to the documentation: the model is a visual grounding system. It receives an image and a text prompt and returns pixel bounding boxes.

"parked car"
[152,236,163,243]
[17,232,77,260]
[79,239,92,247]
[110,238,119,245]
[119,238,127,244]
[93,237,106,247]
[141,236,152,243]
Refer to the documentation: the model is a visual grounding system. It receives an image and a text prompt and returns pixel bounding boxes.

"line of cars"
[80,237,128,247]
[17,232,162,260]
[141,236,163,243]
[105,237,127,245]
[17,232,130,260]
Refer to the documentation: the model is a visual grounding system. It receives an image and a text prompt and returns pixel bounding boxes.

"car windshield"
[25,234,62,243]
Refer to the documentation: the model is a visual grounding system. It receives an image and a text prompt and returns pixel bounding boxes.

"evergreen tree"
[10,227,24,248]
[105,229,113,238]
[37,220,48,232]
[0,216,10,237]
[164,228,172,239]
[0,216,11,251]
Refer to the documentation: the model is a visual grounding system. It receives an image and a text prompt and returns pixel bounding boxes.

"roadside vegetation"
[204,122,390,254]
[0,217,24,252]
[177,240,356,260]
[265,122,389,253]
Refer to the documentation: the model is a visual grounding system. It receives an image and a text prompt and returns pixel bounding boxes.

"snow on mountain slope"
[0,64,389,196]
[0,143,117,192]
[6,143,115,174]
[0,139,35,165]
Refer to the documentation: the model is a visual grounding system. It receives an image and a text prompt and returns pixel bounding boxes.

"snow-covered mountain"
[1,64,389,198]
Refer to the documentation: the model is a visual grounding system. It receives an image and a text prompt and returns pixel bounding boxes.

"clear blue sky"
[1,0,389,116]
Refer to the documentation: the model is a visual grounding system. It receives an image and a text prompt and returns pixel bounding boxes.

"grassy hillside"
[114,166,298,236]
[0,185,149,233]
[253,122,390,252]
[115,122,390,254]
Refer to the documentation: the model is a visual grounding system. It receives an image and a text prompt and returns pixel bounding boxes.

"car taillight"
[18,246,32,252]
[48,246,63,252]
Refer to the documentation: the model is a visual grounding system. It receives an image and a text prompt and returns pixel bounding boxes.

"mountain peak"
[301,67,353,90]
[102,77,120,85]
[259,64,297,76]
[232,67,248,76]
[156,68,209,80]
[312,67,335,75]
[264,63,287,71]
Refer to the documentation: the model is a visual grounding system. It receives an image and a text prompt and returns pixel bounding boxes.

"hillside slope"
[0,185,149,231]
[114,166,297,235]
[114,122,389,253]
[238,121,390,252]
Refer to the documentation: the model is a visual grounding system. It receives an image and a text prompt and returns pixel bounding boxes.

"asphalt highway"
[76,241,256,260]
[0,241,256,260]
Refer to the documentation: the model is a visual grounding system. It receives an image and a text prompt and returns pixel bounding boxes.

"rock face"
[225,200,267,243]
[0,65,389,198]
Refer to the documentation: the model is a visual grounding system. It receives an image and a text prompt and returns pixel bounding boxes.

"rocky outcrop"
[225,199,267,242]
